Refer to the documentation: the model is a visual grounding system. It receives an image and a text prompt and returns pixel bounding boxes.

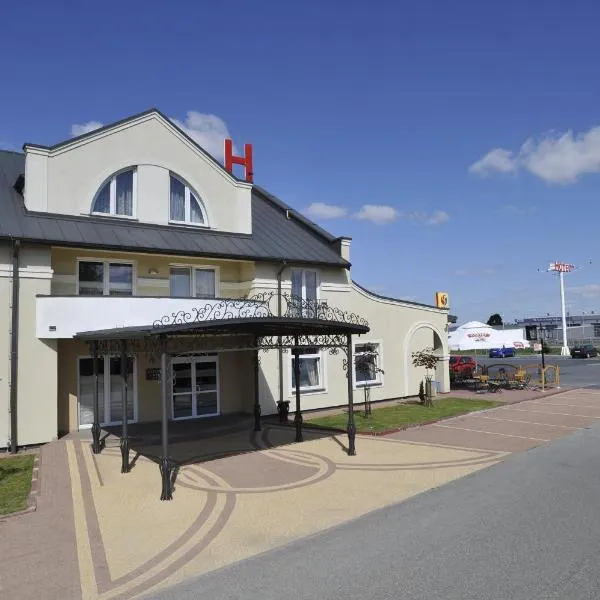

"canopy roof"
[75,315,369,341]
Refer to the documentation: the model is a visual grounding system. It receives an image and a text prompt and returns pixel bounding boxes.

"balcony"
[35,295,263,339]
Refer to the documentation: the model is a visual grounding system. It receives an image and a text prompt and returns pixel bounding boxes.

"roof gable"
[0,150,348,267]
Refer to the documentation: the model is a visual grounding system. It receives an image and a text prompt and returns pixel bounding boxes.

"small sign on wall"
[146,368,161,381]
[435,292,449,309]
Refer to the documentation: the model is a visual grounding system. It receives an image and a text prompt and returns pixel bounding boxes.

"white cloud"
[71,121,103,137]
[570,284,600,298]
[353,204,400,225]
[469,126,600,184]
[305,202,347,219]
[469,148,517,175]
[410,210,450,226]
[170,111,232,161]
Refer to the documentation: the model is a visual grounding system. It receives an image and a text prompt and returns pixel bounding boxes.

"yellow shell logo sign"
[436,292,449,309]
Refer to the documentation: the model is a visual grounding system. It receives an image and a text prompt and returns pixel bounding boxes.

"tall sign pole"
[547,262,575,357]
[559,270,568,355]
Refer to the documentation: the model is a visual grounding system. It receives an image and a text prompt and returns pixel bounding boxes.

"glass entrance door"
[78,355,136,428]
[171,356,219,419]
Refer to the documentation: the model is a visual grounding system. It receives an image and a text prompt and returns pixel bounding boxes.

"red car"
[449,356,476,377]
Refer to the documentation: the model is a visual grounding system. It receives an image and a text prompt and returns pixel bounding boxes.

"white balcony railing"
[35,296,259,339]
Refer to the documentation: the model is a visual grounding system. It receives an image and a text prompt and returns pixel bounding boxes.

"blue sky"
[2,0,600,323]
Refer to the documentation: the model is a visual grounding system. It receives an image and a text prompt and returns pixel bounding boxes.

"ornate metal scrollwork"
[151,292,369,330]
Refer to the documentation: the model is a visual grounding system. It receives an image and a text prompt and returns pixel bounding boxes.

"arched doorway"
[403,322,449,397]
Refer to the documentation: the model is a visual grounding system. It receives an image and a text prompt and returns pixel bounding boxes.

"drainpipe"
[9,239,20,453]
[276,261,287,405]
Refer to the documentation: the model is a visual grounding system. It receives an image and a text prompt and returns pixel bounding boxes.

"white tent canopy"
[448,321,530,351]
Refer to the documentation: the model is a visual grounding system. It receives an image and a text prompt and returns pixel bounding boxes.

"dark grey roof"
[0,151,348,267]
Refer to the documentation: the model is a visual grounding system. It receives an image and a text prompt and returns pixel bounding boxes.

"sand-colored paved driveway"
[2,388,600,600]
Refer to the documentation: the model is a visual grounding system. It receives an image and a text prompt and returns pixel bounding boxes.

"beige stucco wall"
[24,112,253,234]
[250,264,449,414]
[50,247,255,299]
[15,245,58,446]
[57,339,257,433]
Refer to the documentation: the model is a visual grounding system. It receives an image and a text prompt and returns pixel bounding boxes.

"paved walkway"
[1,388,600,600]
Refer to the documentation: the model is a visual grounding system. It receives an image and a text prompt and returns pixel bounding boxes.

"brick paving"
[1,388,600,600]
[0,442,81,600]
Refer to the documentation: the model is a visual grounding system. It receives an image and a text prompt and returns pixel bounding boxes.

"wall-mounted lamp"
[148,268,159,276]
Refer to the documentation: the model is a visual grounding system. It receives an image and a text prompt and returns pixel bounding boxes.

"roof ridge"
[352,280,441,310]
[22,108,244,184]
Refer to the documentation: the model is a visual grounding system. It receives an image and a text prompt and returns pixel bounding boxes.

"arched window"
[92,168,136,217]
[169,174,207,226]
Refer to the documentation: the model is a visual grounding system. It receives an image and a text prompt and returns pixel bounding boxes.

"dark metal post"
[91,341,102,454]
[253,341,262,432]
[120,340,130,473]
[293,336,303,443]
[159,337,173,501]
[346,334,356,456]
[9,239,20,453]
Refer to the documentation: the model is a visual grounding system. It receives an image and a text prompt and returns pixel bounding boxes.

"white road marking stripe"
[433,424,549,441]
[500,407,600,419]
[476,416,578,429]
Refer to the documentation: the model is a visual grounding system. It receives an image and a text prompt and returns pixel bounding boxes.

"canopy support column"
[91,341,102,454]
[253,341,261,432]
[293,336,303,443]
[120,340,130,473]
[346,333,356,456]
[159,336,174,501]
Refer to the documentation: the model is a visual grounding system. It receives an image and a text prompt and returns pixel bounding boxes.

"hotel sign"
[435,292,449,309]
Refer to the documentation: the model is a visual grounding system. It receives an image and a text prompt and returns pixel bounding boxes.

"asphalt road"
[145,422,600,600]
[474,354,600,389]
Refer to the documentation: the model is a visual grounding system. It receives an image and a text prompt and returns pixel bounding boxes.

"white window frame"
[353,340,384,388]
[290,347,327,395]
[91,168,137,218]
[77,354,138,429]
[168,264,220,298]
[76,258,137,296]
[168,174,209,227]
[171,355,220,420]
[291,268,320,301]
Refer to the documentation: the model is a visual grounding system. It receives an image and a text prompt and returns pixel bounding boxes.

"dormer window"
[169,174,206,226]
[92,168,136,217]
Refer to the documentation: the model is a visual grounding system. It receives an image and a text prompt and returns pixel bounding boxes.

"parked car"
[489,347,516,358]
[449,356,476,377]
[570,344,598,358]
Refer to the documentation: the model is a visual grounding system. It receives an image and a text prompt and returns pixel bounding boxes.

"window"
[78,261,134,296]
[291,269,319,316]
[169,267,216,298]
[594,325,600,338]
[291,269,318,302]
[78,356,135,427]
[354,343,382,387]
[169,174,206,225]
[171,356,219,419]
[92,169,135,217]
[292,347,323,392]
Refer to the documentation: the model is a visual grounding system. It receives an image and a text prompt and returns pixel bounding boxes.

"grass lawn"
[306,397,500,433]
[0,454,34,515]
